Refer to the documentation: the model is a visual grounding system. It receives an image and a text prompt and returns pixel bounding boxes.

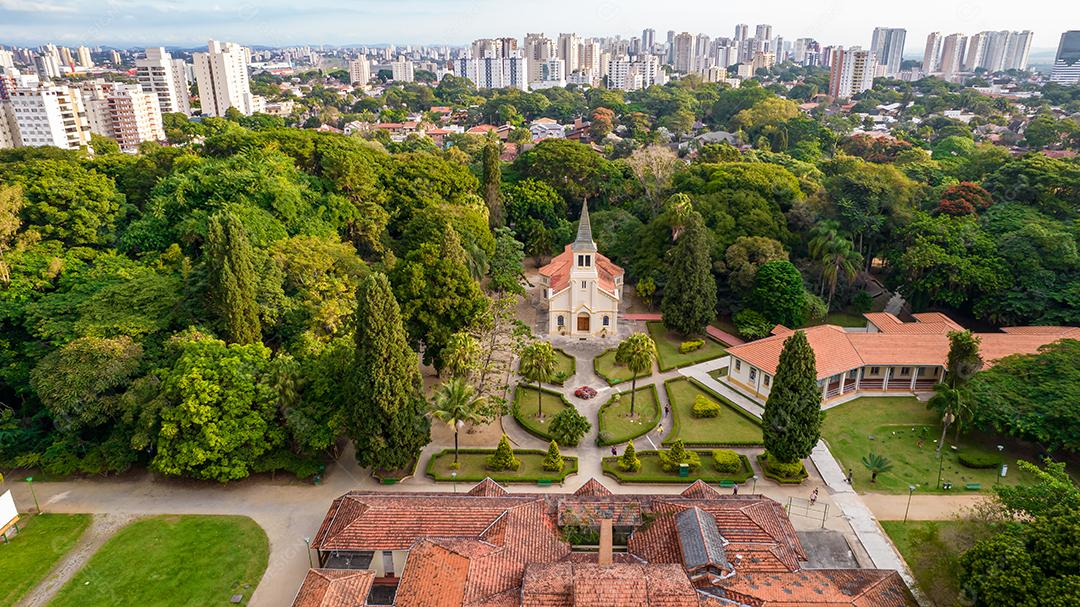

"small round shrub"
[762,451,804,478]
[712,449,741,473]
[618,442,641,472]
[958,451,1003,469]
[679,339,705,354]
[691,394,722,418]
[734,308,773,340]
[658,440,702,472]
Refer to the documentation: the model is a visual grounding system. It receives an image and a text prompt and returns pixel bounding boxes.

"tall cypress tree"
[482,137,504,228]
[661,211,717,336]
[762,330,823,464]
[206,210,261,344]
[351,272,431,470]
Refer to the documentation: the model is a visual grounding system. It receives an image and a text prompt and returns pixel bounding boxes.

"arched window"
[602,315,610,326]
[557,315,565,327]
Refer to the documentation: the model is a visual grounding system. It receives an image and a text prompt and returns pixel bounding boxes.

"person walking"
[809,488,819,505]
[610,446,617,457]
[732,484,738,495]
[657,424,664,436]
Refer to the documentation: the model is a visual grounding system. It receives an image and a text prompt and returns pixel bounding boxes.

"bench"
[718,480,735,488]
[965,483,982,491]
[537,479,554,487]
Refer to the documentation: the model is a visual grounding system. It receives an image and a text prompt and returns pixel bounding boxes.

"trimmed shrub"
[487,435,521,471]
[658,439,701,472]
[679,339,705,354]
[760,451,804,478]
[618,442,641,472]
[691,394,722,418]
[958,451,1003,469]
[549,407,591,447]
[734,308,773,340]
[542,440,564,472]
[712,449,742,473]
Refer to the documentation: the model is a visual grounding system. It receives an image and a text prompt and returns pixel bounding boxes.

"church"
[538,201,624,338]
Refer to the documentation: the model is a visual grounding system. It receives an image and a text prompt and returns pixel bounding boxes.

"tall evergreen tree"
[482,137,504,228]
[661,211,717,336]
[762,330,824,464]
[351,272,431,470]
[206,210,261,344]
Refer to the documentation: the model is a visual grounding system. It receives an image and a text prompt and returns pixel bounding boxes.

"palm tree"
[519,341,557,418]
[666,193,694,241]
[820,238,861,312]
[930,331,984,454]
[615,333,657,417]
[430,379,486,463]
[861,452,893,483]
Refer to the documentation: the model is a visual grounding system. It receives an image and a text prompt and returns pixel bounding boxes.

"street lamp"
[996,445,1004,484]
[451,471,457,494]
[303,537,313,568]
[751,475,758,494]
[904,485,916,523]
[25,477,40,513]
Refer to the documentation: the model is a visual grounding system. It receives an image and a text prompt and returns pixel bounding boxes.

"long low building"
[724,312,1080,405]
[295,477,916,606]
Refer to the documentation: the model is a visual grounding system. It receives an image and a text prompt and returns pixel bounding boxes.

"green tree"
[429,378,486,463]
[350,272,431,471]
[658,439,701,472]
[152,334,284,482]
[751,260,807,328]
[442,331,481,380]
[762,330,823,464]
[661,211,716,336]
[0,184,22,283]
[543,439,564,471]
[487,434,520,471]
[488,227,525,295]
[615,333,657,416]
[618,441,641,472]
[636,276,656,308]
[482,138,504,228]
[206,211,261,344]
[808,222,861,311]
[722,236,788,300]
[548,407,591,447]
[519,341,557,418]
[861,452,893,483]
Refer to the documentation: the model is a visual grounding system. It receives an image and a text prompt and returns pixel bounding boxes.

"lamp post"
[303,537,313,568]
[996,445,1004,484]
[25,477,40,513]
[751,475,758,494]
[451,471,457,494]
[904,485,916,523]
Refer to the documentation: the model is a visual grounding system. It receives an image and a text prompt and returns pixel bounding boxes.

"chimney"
[598,518,613,566]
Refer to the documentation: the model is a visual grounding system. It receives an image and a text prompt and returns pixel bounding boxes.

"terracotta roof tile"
[574,478,614,497]
[469,478,511,497]
[712,569,917,606]
[291,568,373,607]
[539,245,623,294]
[522,563,698,607]
[558,499,643,528]
[680,480,721,500]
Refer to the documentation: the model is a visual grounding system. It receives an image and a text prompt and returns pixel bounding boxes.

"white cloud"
[0,0,77,13]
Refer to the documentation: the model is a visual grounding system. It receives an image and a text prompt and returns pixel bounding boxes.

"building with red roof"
[294,477,916,607]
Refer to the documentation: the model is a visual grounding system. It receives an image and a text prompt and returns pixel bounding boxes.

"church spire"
[573,198,596,252]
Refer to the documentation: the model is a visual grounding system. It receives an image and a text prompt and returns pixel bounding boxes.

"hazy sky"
[0,0,1073,53]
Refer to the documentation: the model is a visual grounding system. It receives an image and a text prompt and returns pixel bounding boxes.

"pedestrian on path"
[846,468,853,484]
[809,488,819,505]
[664,405,669,417]
[657,424,664,435]
[610,446,617,457]
[732,485,738,495]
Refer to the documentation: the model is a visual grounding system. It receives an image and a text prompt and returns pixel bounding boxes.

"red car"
[574,386,598,399]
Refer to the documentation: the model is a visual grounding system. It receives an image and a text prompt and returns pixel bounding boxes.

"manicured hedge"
[513,385,576,442]
[602,451,754,484]
[757,452,808,484]
[595,384,660,446]
[661,377,764,448]
[426,448,579,483]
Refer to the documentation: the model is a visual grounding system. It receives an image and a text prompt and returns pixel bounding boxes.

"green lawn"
[597,385,660,446]
[602,451,755,484]
[49,515,268,607]
[663,378,762,447]
[646,321,726,371]
[0,513,91,605]
[513,384,575,441]
[822,397,1038,494]
[823,311,868,327]
[551,348,576,385]
[593,348,652,385]
[708,367,728,380]
[881,520,966,605]
[427,449,578,483]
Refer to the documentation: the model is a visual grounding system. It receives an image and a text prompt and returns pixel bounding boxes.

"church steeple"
[572,199,596,253]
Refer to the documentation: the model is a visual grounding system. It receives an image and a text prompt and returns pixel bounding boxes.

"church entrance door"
[577,314,590,332]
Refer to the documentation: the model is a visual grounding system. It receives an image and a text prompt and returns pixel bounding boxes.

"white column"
[838,373,846,395]
[910,367,918,391]
[821,381,828,400]
[855,367,862,392]
[883,368,891,390]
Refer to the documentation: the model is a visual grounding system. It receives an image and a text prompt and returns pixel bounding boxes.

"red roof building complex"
[292,478,916,607]
[724,311,1079,404]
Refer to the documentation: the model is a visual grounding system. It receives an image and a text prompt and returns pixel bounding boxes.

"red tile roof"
[469,478,510,497]
[290,569,373,607]
[539,245,624,295]
[574,478,614,497]
[522,563,699,607]
[710,569,916,606]
[680,480,721,500]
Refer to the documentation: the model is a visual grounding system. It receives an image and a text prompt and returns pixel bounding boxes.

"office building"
[390,59,415,82]
[939,33,966,80]
[455,55,527,90]
[136,48,191,115]
[77,46,93,69]
[870,27,906,76]
[348,58,371,85]
[523,33,556,84]
[557,33,580,73]
[828,47,876,99]
[8,77,91,149]
[81,82,165,152]
[1050,31,1080,84]
[923,32,942,73]
[193,40,257,116]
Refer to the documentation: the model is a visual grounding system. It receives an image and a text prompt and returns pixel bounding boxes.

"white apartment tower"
[524,33,556,84]
[673,32,696,73]
[923,32,942,74]
[193,40,256,117]
[455,55,527,91]
[828,47,876,99]
[77,46,93,69]
[8,78,91,149]
[348,58,371,85]
[557,33,581,73]
[531,59,566,89]
[939,34,966,80]
[870,27,906,76]
[390,60,415,82]
[136,48,191,115]
[0,50,13,72]
[82,82,165,151]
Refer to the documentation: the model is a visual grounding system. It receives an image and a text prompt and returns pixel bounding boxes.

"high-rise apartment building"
[348,58,371,85]
[136,48,191,115]
[755,24,773,51]
[77,46,93,69]
[672,32,695,73]
[982,31,1010,72]
[641,29,655,53]
[8,77,91,149]
[34,53,61,79]
[1050,31,1080,84]
[58,46,74,69]
[390,59,415,82]
[734,24,749,43]
[923,32,942,74]
[870,27,906,76]
[1002,31,1033,71]
[524,33,556,84]
[939,33,966,80]
[81,82,165,151]
[607,55,665,91]
[557,33,581,73]
[110,50,122,65]
[828,47,876,99]
[962,32,988,72]
[455,55,527,90]
[531,58,566,89]
[193,40,256,117]
[580,40,602,76]
[0,50,14,72]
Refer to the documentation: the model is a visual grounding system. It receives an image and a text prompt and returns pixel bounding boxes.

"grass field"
[49,515,268,607]
[646,321,726,371]
[602,451,754,484]
[551,348,576,385]
[663,378,762,446]
[427,449,578,483]
[513,384,575,440]
[881,520,967,605]
[0,513,91,605]
[597,385,660,446]
[593,348,652,385]
[822,396,1038,494]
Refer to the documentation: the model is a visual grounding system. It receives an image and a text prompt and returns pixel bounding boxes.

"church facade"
[538,201,624,338]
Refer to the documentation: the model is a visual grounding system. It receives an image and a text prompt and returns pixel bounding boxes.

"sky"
[0,0,1074,55]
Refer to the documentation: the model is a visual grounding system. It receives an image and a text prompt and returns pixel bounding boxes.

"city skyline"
[0,0,1073,55]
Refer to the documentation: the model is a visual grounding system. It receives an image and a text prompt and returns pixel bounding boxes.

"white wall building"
[77,46,93,69]
[193,39,256,117]
[557,33,580,73]
[828,47,876,99]
[82,82,165,152]
[870,27,906,77]
[348,58,371,85]
[390,59,414,82]
[454,55,527,91]
[8,78,91,149]
[523,33,556,85]
[530,58,566,89]
[136,48,191,115]
[923,32,942,74]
